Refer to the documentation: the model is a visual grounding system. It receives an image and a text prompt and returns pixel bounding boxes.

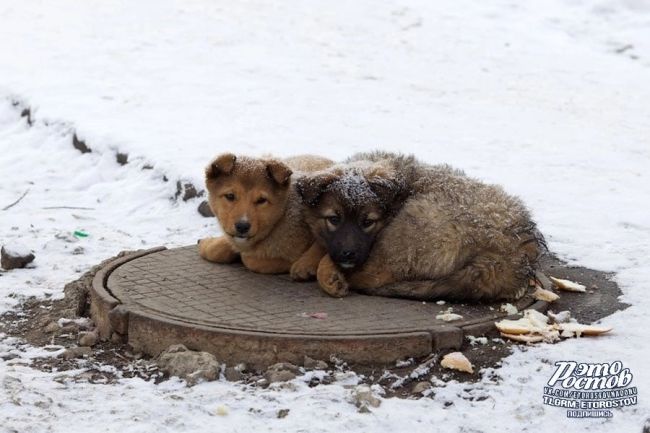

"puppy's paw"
[322,270,349,297]
[317,257,349,297]
[198,237,239,263]
[289,258,317,281]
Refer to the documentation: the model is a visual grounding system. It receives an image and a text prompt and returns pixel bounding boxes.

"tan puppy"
[199,153,332,280]
[297,151,545,301]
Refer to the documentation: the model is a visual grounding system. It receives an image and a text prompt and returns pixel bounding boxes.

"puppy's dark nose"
[235,221,251,235]
[340,250,356,261]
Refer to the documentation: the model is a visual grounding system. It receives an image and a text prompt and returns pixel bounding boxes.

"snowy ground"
[1,0,649,431]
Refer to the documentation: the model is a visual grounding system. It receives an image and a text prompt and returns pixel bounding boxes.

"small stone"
[304,355,328,370]
[352,385,381,411]
[44,321,60,333]
[21,107,32,125]
[76,347,93,357]
[224,366,243,382]
[197,200,214,218]
[277,409,290,419]
[156,344,220,386]
[72,134,91,154]
[59,346,92,360]
[265,370,296,383]
[268,362,300,374]
[264,363,299,383]
[412,381,431,394]
[176,181,204,202]
[78,331,98,347]
[72,246,85,255]
[116,152,128,165]
[1,245,35,270]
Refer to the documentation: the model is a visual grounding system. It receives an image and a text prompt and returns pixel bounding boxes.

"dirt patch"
[0,251,166,384]
[0,251,628,398]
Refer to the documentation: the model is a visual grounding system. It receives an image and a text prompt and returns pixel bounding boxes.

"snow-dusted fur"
[303,151,545,301]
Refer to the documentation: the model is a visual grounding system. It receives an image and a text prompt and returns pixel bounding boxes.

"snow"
[1,0,650,431]
[0,242,32,259]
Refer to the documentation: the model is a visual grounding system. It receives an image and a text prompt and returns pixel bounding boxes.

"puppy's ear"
[296,173,336,207]
[266,160,293,186]
[206,153,237,180]
[368,175,409,214]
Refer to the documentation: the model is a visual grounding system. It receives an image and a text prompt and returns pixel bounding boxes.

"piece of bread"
[500,332,544,343]
[557,323,612,337]
[440,352,474,374]
[495,308,611,344]
[435,312,463,322]
[495,319,535,335]
[533,285,560,302]
[549,277,586,292]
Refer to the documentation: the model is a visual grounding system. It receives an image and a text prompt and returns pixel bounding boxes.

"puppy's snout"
[235,220,251,235]
[335,250,359,269]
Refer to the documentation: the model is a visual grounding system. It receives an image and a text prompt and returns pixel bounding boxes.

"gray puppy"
[296,151,545,301]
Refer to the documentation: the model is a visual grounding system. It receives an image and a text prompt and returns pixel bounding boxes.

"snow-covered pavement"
[1,0,649,431]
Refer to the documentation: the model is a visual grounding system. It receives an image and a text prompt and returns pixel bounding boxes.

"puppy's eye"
[327,216,341,226]
[362,219,376,229]
[223,193,236,202]
[255,197,268,205]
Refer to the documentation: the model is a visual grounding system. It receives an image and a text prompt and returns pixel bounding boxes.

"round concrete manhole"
[89,246,551,367]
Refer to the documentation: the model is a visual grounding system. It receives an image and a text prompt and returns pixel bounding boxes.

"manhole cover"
[90,246,548,367]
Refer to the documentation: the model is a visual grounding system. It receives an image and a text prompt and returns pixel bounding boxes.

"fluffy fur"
[199,153,332,279]
[297,151,545,301]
